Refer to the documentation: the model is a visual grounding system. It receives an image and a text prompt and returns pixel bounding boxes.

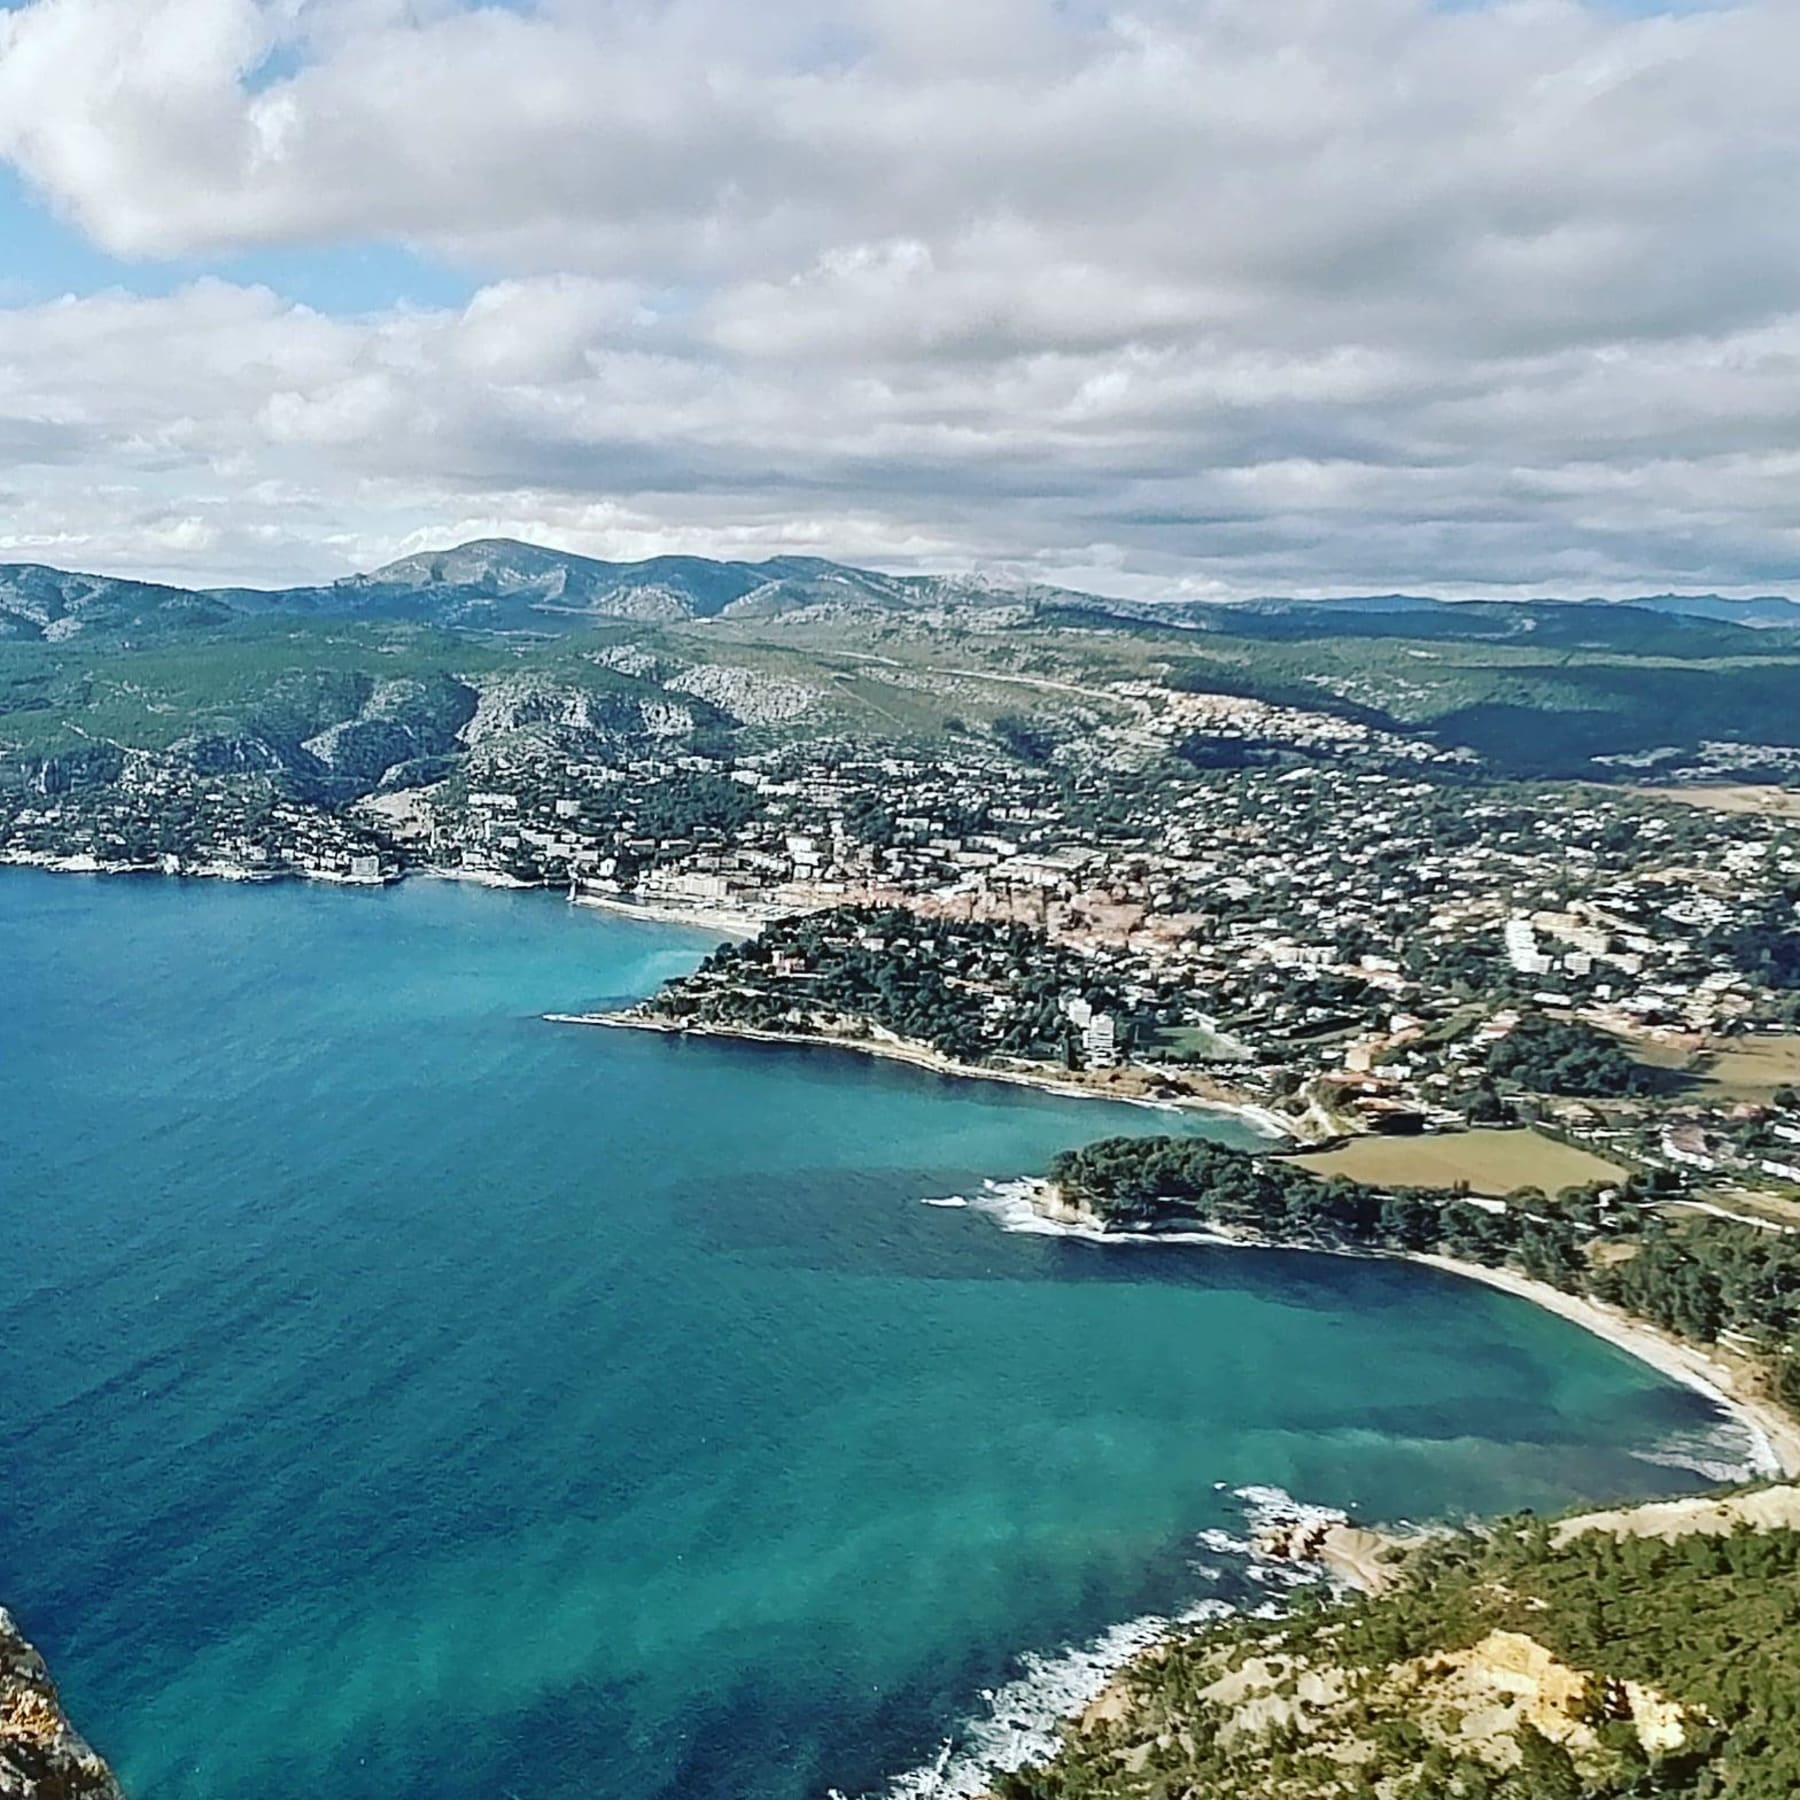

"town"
[11,696,1799,1229]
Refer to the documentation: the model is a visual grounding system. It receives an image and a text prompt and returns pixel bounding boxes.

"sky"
[0,0,1794,598]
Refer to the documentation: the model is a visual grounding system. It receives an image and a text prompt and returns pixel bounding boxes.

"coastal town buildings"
[6,701,1799,1202]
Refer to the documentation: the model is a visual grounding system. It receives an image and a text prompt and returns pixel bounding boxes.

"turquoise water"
[0,871,1741,1800]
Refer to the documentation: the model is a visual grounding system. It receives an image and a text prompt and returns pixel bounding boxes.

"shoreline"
[993,1182,1800,1481]
[0,855,770,928]
[10,845,1784,1469]
[9,855,1797,1798]
[0,849,391,886]
[1403,1251,1800,1480]
[880,1191,1800,1800]
[548,1009,1794,1485]
[564,888,766,940]
[550,1010,1295,1138]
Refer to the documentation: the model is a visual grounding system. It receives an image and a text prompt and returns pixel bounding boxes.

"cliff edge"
[991,1485,1800,1800]
[0,1610,121,1800]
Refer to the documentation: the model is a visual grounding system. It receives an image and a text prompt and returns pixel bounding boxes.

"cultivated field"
[1293,1128,1627,1197]
[1690,1035,1800,1101]
[1631,783,1800,818]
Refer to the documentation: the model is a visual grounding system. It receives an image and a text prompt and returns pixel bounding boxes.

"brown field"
[1688,1035,1800,1101]
[1293,1128,1627,1197]
[1630,783,1800,818]
[1685,1189,1800,1231]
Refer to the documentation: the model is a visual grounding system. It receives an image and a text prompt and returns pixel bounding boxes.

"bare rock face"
[0,1610,122,1799]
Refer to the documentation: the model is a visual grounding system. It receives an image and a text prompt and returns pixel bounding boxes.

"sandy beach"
[1406,1252,1800,1479]
[564,889,768,939]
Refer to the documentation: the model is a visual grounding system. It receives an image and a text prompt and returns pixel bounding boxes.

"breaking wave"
[1632,1420,1777,1485]
[945,1177,1241,1246]
[863,1486,1342,1800]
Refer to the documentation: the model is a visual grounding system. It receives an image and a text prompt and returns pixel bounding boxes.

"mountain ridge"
[6,540,1798,643]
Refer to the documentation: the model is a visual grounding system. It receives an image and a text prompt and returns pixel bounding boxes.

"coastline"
[14,845,1782,1473]
[1404,1252,1800,1480]
[0,854,772,926]
[0,857,1290,1139]
[549,1010,1295,1138]
[543,1007,1788,1482]
[10,856,1797,1800]
[988,1180,1800,1481]
[564,888,766,940]
[876,1188,1800,1800]
[0,848,388,885]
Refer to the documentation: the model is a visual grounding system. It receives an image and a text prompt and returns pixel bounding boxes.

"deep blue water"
[0,871,1742,1799]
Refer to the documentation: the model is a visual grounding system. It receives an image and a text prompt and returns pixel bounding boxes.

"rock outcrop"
[0,1610,122,1799]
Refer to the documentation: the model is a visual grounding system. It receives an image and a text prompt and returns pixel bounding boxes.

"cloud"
[0,0,1797,594]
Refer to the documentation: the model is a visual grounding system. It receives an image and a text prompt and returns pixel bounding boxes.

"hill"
[7,542,1800,781]
[997,1486,1800,1800]
[0,564,235,643]
[6,539,1799,646]
[205,540,1068,633]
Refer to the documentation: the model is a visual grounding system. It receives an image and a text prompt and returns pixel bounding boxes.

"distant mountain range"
[4,536,1799,643]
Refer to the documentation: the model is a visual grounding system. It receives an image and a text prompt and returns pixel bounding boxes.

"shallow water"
[0,871,1744,1800]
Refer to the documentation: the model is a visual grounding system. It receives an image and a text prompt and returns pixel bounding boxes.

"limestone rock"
[0,1609,123,1800]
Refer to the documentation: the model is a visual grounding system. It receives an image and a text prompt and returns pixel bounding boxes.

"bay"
[0,871,1742,1799]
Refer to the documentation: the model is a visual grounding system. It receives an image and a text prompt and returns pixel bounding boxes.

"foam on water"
[868,1487,1342,1799]
[1632,1422,1774,1486]
[962,1178,1241,1247]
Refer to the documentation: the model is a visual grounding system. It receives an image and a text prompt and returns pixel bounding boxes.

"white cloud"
[0,0,1798,594]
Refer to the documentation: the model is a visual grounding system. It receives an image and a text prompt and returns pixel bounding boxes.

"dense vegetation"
[996,1512,1800,1800]
[1050,1136,1800,1405]
[659,906,1138,1064]
[1485,1014,1647,1096]
[628,771,763,840]
[13,545,1800,785]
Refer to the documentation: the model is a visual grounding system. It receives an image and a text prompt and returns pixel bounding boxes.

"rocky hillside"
[0,1609,122,1799]
[995,1486,1800,1800]
[212,541,1045,632]
[0,566,233,643]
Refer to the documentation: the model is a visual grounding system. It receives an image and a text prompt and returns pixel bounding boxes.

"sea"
[0,870,1754,1800]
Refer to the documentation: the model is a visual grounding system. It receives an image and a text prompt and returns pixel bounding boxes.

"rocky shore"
[0,1609,122,1799]
[1252,1514,1405,1595]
